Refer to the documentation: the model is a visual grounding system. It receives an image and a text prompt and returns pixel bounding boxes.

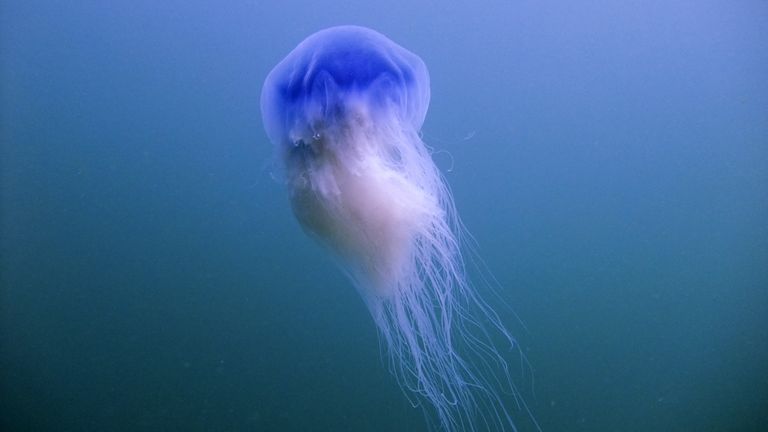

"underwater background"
[1,0,766,431]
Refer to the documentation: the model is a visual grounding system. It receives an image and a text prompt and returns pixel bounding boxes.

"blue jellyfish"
[261,26,536,431]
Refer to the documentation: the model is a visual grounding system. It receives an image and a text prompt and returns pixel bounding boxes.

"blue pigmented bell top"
[261,26,430,147]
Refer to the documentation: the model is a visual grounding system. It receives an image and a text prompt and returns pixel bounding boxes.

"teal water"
[1,1,766,431]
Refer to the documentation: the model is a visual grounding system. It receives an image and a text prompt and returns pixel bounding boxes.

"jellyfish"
[261,26,537,431]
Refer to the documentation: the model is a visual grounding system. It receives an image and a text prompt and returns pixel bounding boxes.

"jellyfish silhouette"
[261,26,537,431]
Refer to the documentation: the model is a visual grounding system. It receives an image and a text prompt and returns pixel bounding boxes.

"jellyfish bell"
[261,26,434,299]
[261,25,538,431]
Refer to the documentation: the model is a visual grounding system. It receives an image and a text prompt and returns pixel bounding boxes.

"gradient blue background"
[2,1,766,431]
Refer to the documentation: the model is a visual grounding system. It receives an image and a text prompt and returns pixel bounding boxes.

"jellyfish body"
[261,26,534,431]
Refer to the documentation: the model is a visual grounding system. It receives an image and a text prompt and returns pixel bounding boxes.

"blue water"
[1,1,766,431]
